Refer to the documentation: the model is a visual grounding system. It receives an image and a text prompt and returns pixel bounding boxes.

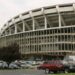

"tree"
[0,43,21,63]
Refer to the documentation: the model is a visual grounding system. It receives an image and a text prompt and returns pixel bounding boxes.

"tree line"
[0,43,21,63]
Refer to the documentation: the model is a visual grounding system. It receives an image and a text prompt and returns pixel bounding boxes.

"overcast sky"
[0,0,75,29]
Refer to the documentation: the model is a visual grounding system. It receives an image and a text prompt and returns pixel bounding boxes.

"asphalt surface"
[0,69,47,75]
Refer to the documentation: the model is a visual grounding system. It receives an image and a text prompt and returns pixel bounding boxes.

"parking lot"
[0,69,46,75]
[0,69,75,75]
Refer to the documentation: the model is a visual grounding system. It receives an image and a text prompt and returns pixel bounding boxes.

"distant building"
[0,3,75,60]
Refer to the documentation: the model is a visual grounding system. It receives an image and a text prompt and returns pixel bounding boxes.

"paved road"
[0,69,47,75]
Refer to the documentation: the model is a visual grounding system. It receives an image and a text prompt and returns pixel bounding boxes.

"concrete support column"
[42,8,47,29]
[29,11,35,31]
[73,3,75,11]
[32,17,35,31]
[59,14,61,28]
[23,20,25,32]
[56,5,61,28]
[44,15,47,29]
[15,24,17,34]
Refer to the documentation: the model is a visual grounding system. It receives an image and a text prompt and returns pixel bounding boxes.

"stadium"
[0,3,75,60]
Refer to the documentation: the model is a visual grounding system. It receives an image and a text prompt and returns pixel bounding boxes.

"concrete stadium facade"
[0,3,75,59]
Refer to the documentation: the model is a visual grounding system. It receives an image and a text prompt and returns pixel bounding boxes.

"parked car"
[18,60,33,69]
[0,61,8,69]
[36,61,44,65]
[37,60,65,73]
[62,55,75,73]
[20,62,31,69]
[9,62,20,69]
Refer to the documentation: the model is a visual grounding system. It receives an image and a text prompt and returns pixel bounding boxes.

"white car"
[0,61,8,69]
[20,61,32,69]
[9,62,20,69]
